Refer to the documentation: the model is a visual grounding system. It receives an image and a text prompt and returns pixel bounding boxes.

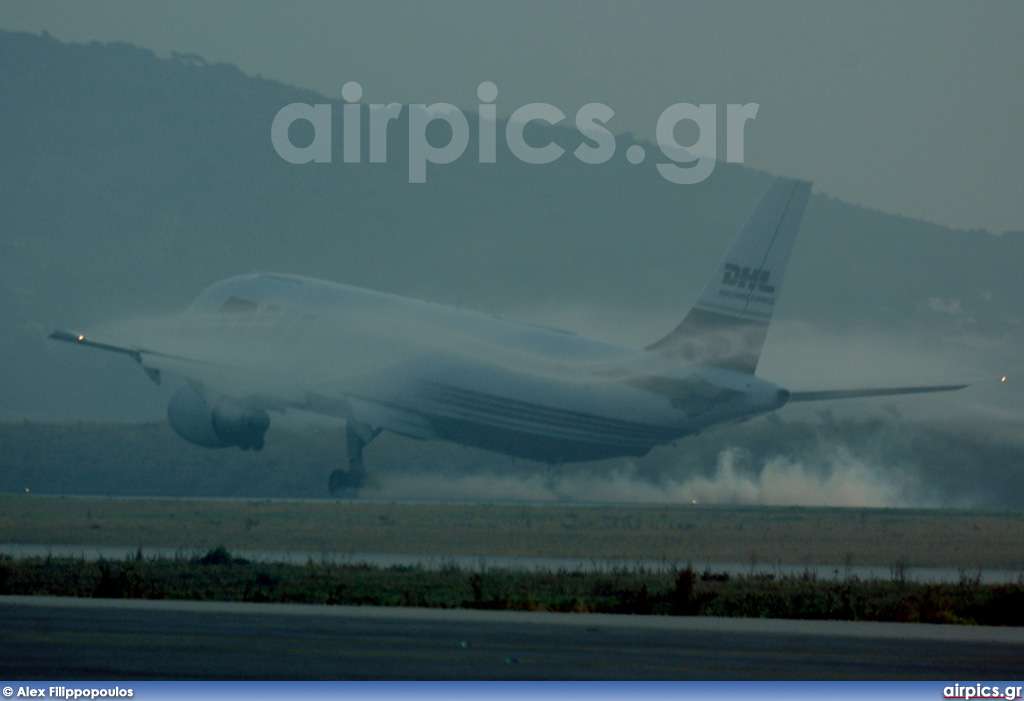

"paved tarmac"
[3,596,1023,680]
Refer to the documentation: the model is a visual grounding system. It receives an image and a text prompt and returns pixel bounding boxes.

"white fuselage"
[52,178,962,475]
[162,273,789,462]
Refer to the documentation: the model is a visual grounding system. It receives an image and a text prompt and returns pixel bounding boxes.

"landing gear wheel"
[328,468,366,498]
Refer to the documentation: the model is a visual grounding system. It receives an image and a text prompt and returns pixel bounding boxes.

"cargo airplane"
[51,178,965,495]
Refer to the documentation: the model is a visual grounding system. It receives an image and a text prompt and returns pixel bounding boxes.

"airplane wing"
[50,329,165,384]
[50,329,143,362]
[49,328,248,386]
[49,325,435,443]
[787,384,968,402]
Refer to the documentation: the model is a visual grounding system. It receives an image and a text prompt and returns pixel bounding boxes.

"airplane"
[50,177,966,496]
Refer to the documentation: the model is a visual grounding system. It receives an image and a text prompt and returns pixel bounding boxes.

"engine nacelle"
[167,384,270,451]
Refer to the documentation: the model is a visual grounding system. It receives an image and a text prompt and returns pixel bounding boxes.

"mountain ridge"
[1,30,1019,419]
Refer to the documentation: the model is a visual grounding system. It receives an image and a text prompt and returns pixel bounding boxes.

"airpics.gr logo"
[270,81,759,184]
[722,264,775,293]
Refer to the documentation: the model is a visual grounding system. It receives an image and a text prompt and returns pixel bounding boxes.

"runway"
[3,596,1024,679]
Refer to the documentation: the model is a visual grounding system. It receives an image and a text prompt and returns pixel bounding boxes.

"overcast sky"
[3,0,1021,234]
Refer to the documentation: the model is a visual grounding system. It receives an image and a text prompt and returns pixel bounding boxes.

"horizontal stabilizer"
[787,384,968,402]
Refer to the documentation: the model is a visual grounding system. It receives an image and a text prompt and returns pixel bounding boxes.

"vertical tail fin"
[646,177,812,374]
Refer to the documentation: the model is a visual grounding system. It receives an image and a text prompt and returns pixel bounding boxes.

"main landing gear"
[328,422,379,498]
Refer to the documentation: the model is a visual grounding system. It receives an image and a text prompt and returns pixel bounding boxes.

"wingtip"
[49,329,84,343]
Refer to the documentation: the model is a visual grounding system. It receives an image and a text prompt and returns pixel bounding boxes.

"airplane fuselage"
[178,273,789,463]
[51,178,966,495]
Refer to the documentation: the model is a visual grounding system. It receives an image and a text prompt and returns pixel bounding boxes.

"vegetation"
[3,549,1023,626]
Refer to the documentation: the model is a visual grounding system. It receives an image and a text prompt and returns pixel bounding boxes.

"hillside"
[1,30,1020,422]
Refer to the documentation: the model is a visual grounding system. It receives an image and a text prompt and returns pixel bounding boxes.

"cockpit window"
[217,296,258,335]
[219,296,258,314]
[253,304,281,331]
[208,297,315,342]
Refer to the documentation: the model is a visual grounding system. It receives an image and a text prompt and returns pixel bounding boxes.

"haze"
[2,0,1022,235]
[0,8,1021,508]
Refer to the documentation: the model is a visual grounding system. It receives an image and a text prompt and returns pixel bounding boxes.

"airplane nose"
[776,388,791,406]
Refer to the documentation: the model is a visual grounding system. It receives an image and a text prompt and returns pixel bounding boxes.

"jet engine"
[167,384,270,451]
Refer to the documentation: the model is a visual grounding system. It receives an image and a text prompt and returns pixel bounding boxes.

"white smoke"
[682,447,909,507]
[370,445,917,508]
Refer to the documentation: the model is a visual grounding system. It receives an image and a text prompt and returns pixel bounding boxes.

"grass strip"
[3,547,1023,626]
